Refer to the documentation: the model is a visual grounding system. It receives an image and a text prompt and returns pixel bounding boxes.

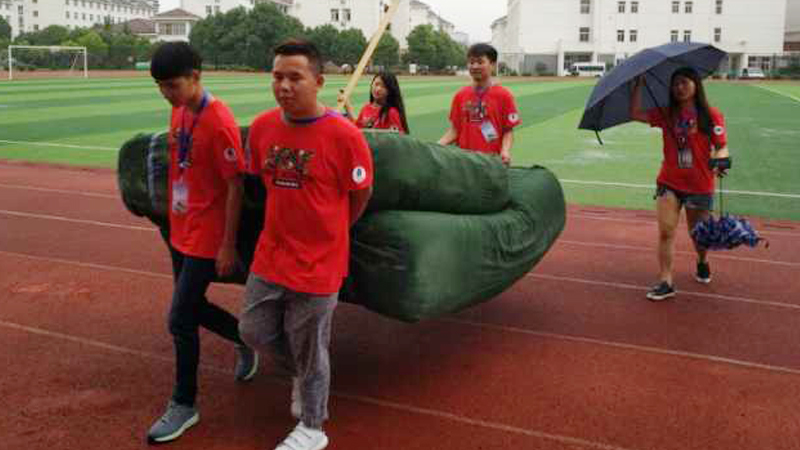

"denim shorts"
[655,184,713,211]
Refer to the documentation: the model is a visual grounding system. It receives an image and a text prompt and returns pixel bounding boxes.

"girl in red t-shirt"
[630,67,730,301]
[340,71,409,134]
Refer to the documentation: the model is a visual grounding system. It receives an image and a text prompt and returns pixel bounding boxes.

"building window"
[714,27,721,43]
[343,8,351,21]
[617,29,624,42]
[214,6,220,13]
[683,30,691,42]
[33,10,38,16]
[670,30,678,42]
[579,27,590,42]
[685,1,693,13]
[630,29,638,42]
[206,5,211,15]
[330,8,339,21]
[716,0,723,14]
[631,1,638,13]
[672,1,679,13]
[34,24,39,30]
[580,0,590,14]
[66,11,69,18]
[618,1,625,13]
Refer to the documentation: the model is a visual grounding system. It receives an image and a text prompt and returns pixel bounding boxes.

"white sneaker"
[274,422,328,450]
[290,377,302,419]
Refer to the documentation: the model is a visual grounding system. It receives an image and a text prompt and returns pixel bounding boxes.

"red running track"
[2,161,800,450]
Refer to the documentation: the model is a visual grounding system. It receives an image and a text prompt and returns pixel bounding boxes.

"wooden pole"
[337,0,402,112]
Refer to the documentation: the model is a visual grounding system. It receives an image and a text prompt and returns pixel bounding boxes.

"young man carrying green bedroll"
[146,41,258,444]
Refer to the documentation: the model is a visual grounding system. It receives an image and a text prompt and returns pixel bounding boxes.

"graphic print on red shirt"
[448,85,521,154]
[246,109,374,295]
[167,98,243,259]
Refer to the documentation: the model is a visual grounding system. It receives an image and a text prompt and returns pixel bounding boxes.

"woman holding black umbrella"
[630,67,730,301]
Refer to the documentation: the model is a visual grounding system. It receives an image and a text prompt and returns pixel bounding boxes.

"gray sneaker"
[234,345,259,382]
[146,401,199,444]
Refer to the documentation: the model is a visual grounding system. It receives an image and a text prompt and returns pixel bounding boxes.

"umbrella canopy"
[578,42,727,133]
[691,214,766,251]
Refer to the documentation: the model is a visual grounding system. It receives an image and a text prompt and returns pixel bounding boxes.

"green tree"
[405,24,437,69]
[0,16,11,41]
[373,33,400,69]
[306,24,340,65]
[335,28,367,66]
[75,30,109,66]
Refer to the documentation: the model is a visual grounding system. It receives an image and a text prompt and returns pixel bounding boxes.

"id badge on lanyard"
[481,120,499,142]
[172,92,210,214]
[172,178,189,214]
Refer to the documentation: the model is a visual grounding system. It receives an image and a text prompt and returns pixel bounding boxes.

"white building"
[787,0,800,50]
[177,0,464,50]
[493,0,787,76]
[1,0,155,38]
[179,0,291,18]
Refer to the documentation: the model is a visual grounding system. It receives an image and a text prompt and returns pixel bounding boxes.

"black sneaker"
[695,261,712,284]
[646,282,676,301]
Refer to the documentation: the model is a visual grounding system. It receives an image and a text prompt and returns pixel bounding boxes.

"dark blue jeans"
[166,243,244,407]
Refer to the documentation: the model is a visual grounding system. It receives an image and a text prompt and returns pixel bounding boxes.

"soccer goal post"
[7,45,88,80]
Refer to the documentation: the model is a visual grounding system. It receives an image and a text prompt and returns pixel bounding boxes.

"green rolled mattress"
[118,129,565,322]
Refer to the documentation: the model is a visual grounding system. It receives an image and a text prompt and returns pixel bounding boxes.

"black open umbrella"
[578,42,727,139]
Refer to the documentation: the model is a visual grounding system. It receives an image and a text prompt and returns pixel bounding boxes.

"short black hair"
[467,43,498,64]
[150,42,202,81]
[274,39,323,75]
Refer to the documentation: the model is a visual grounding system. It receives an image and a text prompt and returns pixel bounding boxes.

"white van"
[569,63,606,77]
[740,67,766,79]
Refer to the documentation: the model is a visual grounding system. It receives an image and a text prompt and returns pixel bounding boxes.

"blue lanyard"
[473,85,493,117]
[178,91,210,171]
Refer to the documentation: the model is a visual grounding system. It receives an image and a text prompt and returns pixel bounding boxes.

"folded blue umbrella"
[691,213,766,251]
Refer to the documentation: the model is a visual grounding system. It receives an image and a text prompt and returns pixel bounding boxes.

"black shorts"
[655,184,713,211]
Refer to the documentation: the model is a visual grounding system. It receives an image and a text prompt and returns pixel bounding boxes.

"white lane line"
[0,139,117,151]
[561,179,800,199]
[3,247,800,344]
[0,318,640,450]
[439,317,800,377]
[569,213,800,238]
[526,272,800,311]
[0,183,118,199]
[0,209,156,232]
[754,84,800,104]
[558,239,800,268]
[2,205,798,266]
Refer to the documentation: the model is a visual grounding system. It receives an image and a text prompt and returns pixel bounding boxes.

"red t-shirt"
[647,106,727,194]
[448,84,521,154]
[167,98,243,259]
[246,109,374,295]
[356,103,406,133]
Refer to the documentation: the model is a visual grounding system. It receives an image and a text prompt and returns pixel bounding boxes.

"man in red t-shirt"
[439,43,522,165]
[239,40,373,450]
[146,42,258,445]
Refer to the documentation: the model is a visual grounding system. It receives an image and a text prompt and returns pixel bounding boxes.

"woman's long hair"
[370,72,410,133]
[669,67,713,137]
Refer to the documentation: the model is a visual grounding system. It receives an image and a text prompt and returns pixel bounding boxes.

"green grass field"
[1,74,798,220]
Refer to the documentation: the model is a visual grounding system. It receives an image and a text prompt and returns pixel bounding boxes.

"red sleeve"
[448,91,462,127]
[646,108,667,128]
[340,126,374,192]
[500,89,521,131]
[213,123,244,180]
[356,105,370,129]
[388,108,405,133]
[709,108,727,149]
